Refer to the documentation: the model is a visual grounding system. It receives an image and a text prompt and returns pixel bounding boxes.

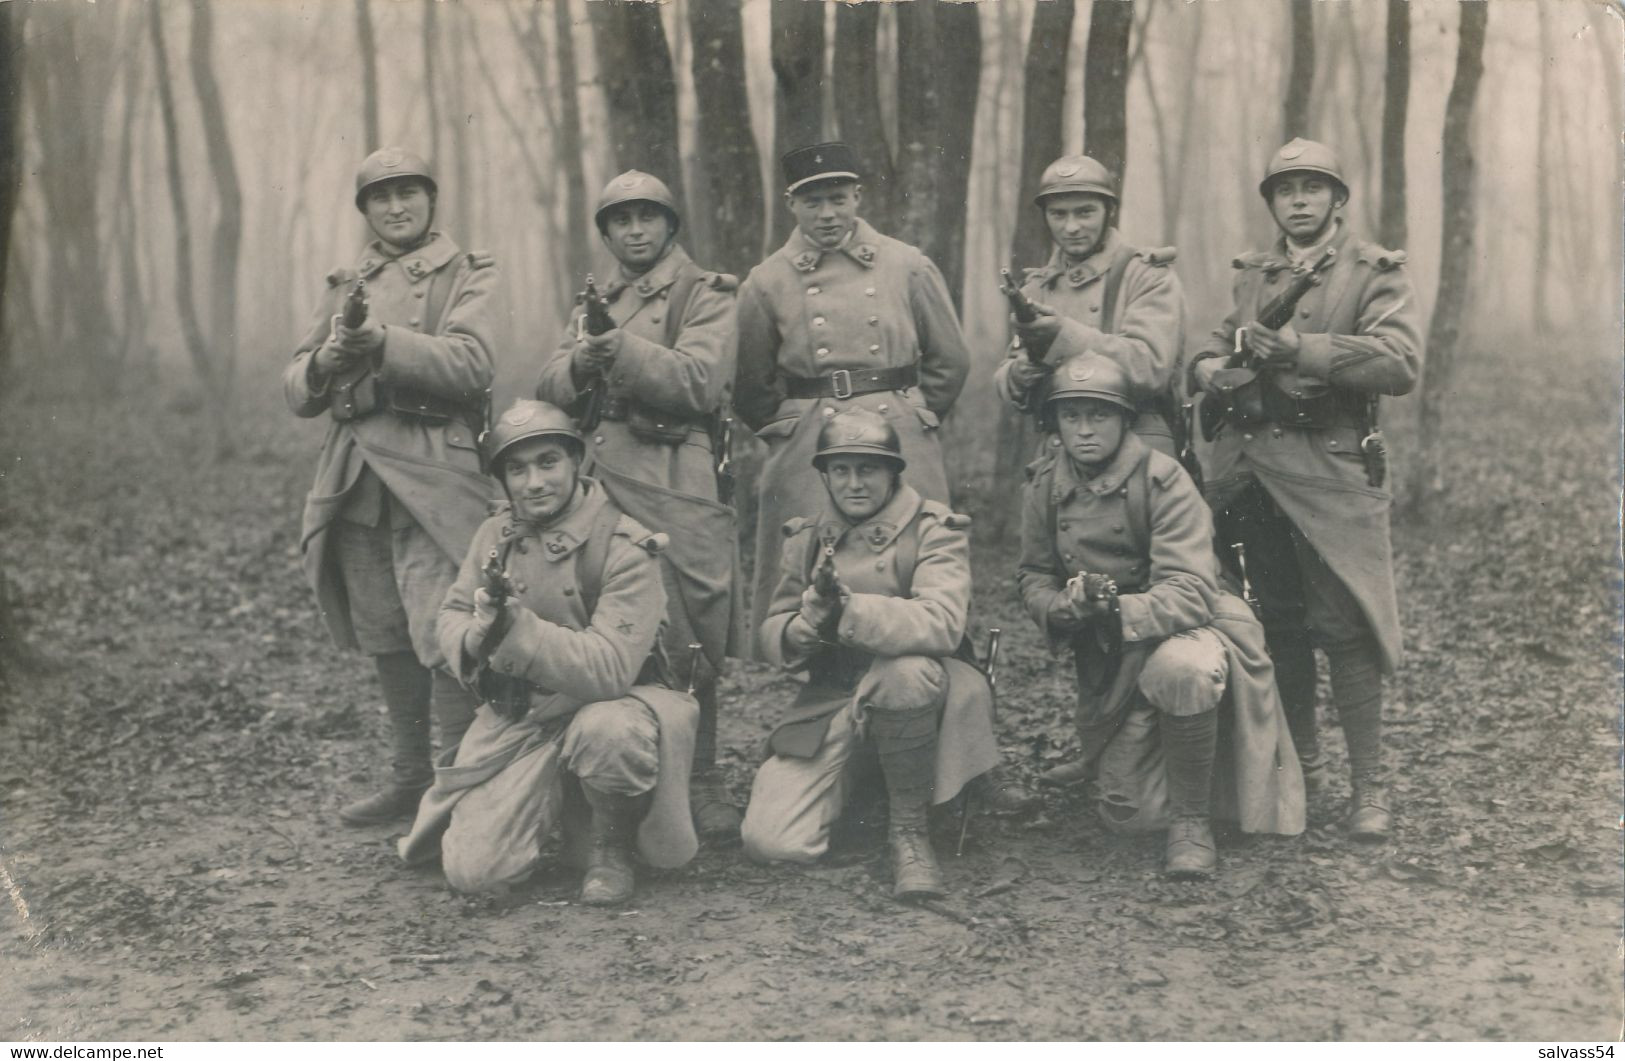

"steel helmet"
[1259,138,1348,200]
[1044,353,1136,415]
[594,170,681,234]
[354,147,438,212]
[813,409,906,471]
[484,400,584,471]
[1034,155,1118,209]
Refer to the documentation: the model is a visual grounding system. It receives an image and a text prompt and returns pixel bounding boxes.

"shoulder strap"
[575,500,624,620]
[663,263,706,349]
[895,512,923,593]
[423,257,461,335]
[1097,244,1139,334]
[1125,461,1152,557]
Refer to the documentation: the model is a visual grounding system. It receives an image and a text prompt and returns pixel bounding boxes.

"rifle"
[340,278,368,330]
[811,544,843,637]
[1229,542,1259,611]
[713,412,736,507]
[1360,397,1387,489]
[477,549,530,722]
[1199,246,1337,440]
[575,275,616,433]
[1066,571,1122,693]
[999,267,1051,364]
[684,642,705,696]
[956,625,1005,858]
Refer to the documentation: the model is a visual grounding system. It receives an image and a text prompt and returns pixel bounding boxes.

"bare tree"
[189,0,243,390]
[834,2,896,234]
[1533,4,1553,330]
[688,0,763,276]
[1083,0,1133,192]
[1282,0,1315,141]
[0,2,24,360]
[355,0,380,150]
[1010,0,1075,270]
[1378,0,1410,250]
[589,0,685,215]
[932,0,980,305]
[422,0,442,167]
[1413,0,1488,513]
[770,0,824,240]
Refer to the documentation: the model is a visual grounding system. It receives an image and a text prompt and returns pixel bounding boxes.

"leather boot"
[1347,782,1392,842]
[870,703,946,900]
[975,765,1039,816]
[690,768,742,841]
[1037,758,1093,789]
[579,787,639,906]
[1161,709,1218,879]
[339,783,428,826]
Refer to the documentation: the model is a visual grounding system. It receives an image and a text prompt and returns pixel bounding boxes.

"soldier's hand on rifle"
[1245,320,1300,367]
[1012,300,1063,350]
[463,587,504,658]
[1065,572,1118,619]
[1190,354,1226,396]
[799,584,842,635]
[313,337,360,377]
[1007,356,1048,393]
[336,317,386,357]
[572,329,620,374]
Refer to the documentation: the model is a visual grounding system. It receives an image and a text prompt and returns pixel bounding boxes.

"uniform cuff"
[1295,333,1334,381]
[1117,592,1153,643]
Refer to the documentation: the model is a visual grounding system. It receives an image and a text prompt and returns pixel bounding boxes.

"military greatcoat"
[735,219,971,648]
[535,243,743,679]
[1192,223,1422,672]
[284,231,496,666]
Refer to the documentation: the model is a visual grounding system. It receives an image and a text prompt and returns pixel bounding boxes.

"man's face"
[1043,192,1111,263]
[788,181,862,249]
[1267,173,1342,244]
[362,178,434,251]
[1055,397,1127,471]
[602,202,674,273]
[821,455,898,523]
[501,438,580,523]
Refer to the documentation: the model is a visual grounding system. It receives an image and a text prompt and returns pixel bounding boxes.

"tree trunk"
[932,0,980,306]
[189,0,243,394]
[1082,0,1133,194]
[551,0,591,282]
[589,0,685,219]
[770,0,824,240]
[445,4,475,234]
[1412,0,1488,515]
[992,0,1075,543]
[688,0,763,277]
[148,2,229,454]
[112,18,149,366]
[1282,0,1315,142]
[1378,0,1410,251]
[1533,4,1553,331]
[422,0,442,169]
[834,1,896,234]
[0,2,24,358]
[355,0,380,150]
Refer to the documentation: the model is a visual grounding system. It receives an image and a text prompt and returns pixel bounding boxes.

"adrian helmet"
[1044,353,1137,416]
[1034,155,1118,209]
[354,147,437,211]
[1259,138,1348,200]
[484,399,584,471]
[594,170,680,235]
[813,408,905,470]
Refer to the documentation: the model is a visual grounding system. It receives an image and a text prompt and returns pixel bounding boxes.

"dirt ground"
[1,342,1619,1042]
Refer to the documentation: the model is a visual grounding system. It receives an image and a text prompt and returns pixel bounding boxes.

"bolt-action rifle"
[1199,246,1337,440]
[999,267,1052,364]
[476,549,530,722]
[811,544,843,638]
[575,275,616,433]
[1066,570,1123,693]
[341,278,368,330]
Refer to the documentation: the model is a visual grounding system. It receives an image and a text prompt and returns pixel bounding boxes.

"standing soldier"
[736,141,971,646]
[993,154,1187,462]
[536,171,742,840]
[1189,138,1421,840]
[284,147,494,826]
[741,410,999,899]
[400,401,699,903]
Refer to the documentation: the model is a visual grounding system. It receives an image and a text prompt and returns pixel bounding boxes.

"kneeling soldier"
[1018,354,1304,877]
[399,401,698,903]
[741,409,1000,899]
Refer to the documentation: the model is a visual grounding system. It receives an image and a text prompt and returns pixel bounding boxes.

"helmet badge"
[379,148,403,169]
[1280,141,1305,160]
[1055,163,1079,178]
[1068,364,1095,382]
[503,407,534,426]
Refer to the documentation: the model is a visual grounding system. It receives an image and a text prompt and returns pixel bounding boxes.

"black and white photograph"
[0,0,1619,1044]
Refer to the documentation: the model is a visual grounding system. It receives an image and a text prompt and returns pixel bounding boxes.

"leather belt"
[784,364,918,400]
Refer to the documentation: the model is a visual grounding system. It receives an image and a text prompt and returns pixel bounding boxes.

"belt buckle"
[830,368,853,400]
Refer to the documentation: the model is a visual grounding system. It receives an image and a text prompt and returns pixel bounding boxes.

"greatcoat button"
[1243,433,1254,442]
[875,560,885,570]
[563,587,574,596]
[808,286,820,295]
[594,435,605,444]
[869,344,880,353]
[408,317,421,327]
[817,347,830,357]
[813,316,826,326]
[865,288,876,296]
[868,316,879,325]
[651,315,662,323]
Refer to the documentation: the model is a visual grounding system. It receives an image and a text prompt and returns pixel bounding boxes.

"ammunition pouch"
[330,368,480,434]
[599,395,709,445]
[1203,367,1365,436]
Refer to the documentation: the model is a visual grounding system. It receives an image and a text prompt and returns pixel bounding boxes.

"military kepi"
[782,141,861,194]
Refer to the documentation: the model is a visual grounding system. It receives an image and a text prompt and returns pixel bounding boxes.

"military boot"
[975,765,1040,816]
[339,783,428,826]
[579,787,639,906]
[870,703,947,901]
[1346,782,1392,842]
[1037,758,1093,789]
[1161,709,1219,879]
[690,768,742,842]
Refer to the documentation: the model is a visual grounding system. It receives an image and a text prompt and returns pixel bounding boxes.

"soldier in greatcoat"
[1188,139,1422,840]
[284,148,493,826]
[535,171,743,840]
[741,410,1000,900]
[994,155,1187,462]
[399,401,698,904]
[735,142,971,651]
[1018,354,1304,877]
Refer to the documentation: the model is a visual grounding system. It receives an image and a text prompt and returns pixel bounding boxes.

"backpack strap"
[1097,244,1139,333]
[1124,459,1153,558]
[662,264,706,350]
[574,499,624,620]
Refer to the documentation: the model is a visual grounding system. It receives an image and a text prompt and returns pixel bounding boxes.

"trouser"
[741,655,947,863]
[440,699,661,894]
[1214,478,1385,782]
[334,514,478,788]
[1093,628,1228,828]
